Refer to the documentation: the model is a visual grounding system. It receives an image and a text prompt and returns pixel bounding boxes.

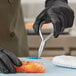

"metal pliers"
[38,21,54,57]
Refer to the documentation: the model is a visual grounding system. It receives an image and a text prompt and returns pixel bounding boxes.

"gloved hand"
[0,48,22,73]
[33,0,74,38]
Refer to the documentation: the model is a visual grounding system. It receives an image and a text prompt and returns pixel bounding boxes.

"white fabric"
[52,55,76,68]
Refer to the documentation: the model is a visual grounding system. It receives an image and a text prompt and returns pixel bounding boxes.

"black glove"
[33,0,74,38]
[0,48,22,73]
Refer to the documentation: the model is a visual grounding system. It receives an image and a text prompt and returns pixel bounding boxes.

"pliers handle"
[38,21,54,57]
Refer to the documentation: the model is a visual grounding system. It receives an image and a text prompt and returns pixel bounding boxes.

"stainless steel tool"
[38,22,54,57]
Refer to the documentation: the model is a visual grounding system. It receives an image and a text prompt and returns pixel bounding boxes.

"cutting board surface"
[0,57,76,76]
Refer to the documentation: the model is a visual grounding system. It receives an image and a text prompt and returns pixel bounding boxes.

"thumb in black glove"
[33,0,74,38]
[0,48,22,73]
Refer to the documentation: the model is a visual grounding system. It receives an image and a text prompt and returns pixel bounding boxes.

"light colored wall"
[21,0,45,22]
[69,1,76,36]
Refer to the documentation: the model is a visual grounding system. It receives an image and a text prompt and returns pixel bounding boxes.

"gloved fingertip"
[54,33,59,38]
[33,25,39,35]
[16,60,22,67]
[35,30,39,35]
[9,67,16,73]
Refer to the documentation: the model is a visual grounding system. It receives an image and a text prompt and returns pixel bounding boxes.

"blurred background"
[21,0,76,57]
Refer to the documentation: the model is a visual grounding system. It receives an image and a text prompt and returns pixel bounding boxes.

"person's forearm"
[45,0,68,8]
